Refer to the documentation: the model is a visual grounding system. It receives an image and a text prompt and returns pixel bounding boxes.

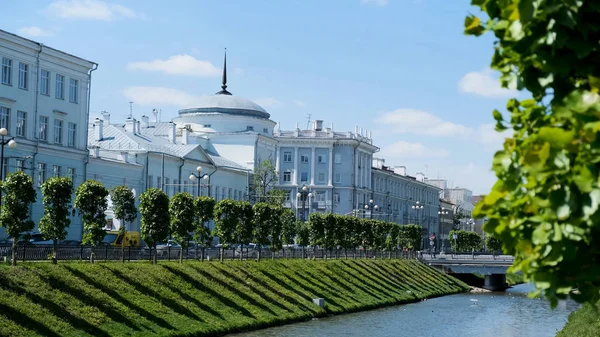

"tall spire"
[216,48,232,95]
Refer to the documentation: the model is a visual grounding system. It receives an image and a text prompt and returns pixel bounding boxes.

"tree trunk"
[122,244,125,263]
[52,239,58,264]
[153,243,157,265]
[220,247,223,262]
[11,240,17,266]
[201,247,205,262]
[179,247,183,264]
[240,244,243,261]
[257,246,261,262]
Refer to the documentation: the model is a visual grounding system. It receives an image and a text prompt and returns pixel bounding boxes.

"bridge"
[419,253,515,291]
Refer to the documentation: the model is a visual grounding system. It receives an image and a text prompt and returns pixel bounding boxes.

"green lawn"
[0,259,468,337]
[556,303,600,337]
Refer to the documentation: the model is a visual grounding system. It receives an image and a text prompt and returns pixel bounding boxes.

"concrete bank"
[0,259,469,336]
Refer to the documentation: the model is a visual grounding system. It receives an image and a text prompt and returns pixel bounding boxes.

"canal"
[232,283,578,337]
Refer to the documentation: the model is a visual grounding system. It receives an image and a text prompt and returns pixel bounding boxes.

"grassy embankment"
[556,303,600,337]
[0,259,467,337]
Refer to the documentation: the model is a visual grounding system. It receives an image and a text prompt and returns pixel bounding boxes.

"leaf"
[538,127,575,148]
[464,15,485,36]
[573,165,594,192]
[493,109,504,121]
[518,0,534,23]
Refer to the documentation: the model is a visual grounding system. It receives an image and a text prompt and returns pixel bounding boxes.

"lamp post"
[364,199,378,219]
[0,127,16,206]
[411,201,424,225]
[189,166,210,197]
[296,185,312,221]
[466,218,475,232]
[437,207,448,252]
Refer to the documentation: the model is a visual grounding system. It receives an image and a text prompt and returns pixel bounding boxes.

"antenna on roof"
[306,113,312,130]
[128,102,133,119]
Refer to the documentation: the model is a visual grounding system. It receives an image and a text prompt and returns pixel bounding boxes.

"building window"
[316,191,326,202]
[1,58,12,85]
[0,107,9,131]
[283,171,291,182]
[56,74,64,99]
[301,155,309,163]
[37,163,47,186]
[18,63,28,90]
[41,70,50,95]
[263,128,268,134]
[203,124,211,127]
[335,173,341,183]
[39,116,48,141]
[16,111,26,137]
[283,152,292,162]
[68,122,76,147]
[228,188,232,199]
[16,159,25,172]
[300,172,308,182]
[246,126,254,131]
[165,178,170,196]
[183,180,187,193]
[318,172,325,182]
[69,79,78,103]
[334,193,340,203]
[53,165,61,177]
[157,177,162,190]
[148,175,153,188]
[54,119,63,144]
[67,167,75,182]
[334,153,342,164]
[318,155,324,163]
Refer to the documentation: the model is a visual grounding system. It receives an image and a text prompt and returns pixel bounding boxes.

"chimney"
[182,127,189,145]
[169,122,176,143]
[101,112,110,126]
[373,157,385,169]
[125,117,135,134]
[141,115,149,128]
[91,146,100,158]
[416,172,425,182]
[136,120,141,134]
[312,120,323,131]
[152,109,159,123]
[119,151,129,163]
[94,118,103,141]
[394,165,406,176]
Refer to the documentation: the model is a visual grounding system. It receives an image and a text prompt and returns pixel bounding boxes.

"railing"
[0,244,420,262]
[418,251,514,262]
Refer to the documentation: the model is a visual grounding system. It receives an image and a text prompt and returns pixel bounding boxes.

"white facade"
[0,29,96,240]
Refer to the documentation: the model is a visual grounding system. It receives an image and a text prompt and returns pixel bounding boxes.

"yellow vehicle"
[103,231,141,247]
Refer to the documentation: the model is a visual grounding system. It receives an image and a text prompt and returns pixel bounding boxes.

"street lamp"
[364,199,378,219]
[296,185,312,221]
[437,207,448,251]
[411,201,424,224]
[189,166,210,197]
[0,128,16,206]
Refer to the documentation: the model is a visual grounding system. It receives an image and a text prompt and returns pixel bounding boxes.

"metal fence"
[0,244,421,262]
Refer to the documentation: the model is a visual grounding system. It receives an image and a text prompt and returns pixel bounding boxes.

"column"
[328,146,333,186]
[310,147,316,185]
[275,146,280,177]
[355,150,360,187]
[293,147,298,185]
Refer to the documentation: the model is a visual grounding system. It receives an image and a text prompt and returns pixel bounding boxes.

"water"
[232,284,578,337]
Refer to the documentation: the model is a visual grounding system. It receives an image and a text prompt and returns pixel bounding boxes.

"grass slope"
[0,259,468,337]
[556,303,600,337]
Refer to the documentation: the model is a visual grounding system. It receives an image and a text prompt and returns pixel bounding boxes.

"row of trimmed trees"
[448,229,502,253]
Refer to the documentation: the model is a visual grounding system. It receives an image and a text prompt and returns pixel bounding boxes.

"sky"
[0,0,519,195]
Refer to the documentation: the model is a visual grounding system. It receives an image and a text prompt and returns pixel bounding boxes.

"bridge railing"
[417,251,514,262]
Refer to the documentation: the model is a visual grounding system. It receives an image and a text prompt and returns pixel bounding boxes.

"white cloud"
[122,87,199,107]
[292,100,306,107]
[380,141,449,159]
[47,0,139,21]
[458,69,518,98]
[254,98,283,108]
[127,55,220,77]
[375,109,473,138]
[360,0,389,6]
[17,26,54,37]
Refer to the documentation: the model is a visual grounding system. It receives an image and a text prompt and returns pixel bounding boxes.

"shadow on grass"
[288,270,344,309]
[258,269,313,302]
[210,264,293,313]
[355,261,409,290]
[0,274,110,337]
[0,302,62,337]
[153,276,225,320]
[42,274,142,332]
[190,265,279,317]
[64,266,175,331]
[312,266,385,301]
[102,266,204,322]
[162,265,256,319]
[340,261,399,296]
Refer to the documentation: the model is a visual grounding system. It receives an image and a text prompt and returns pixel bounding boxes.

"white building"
[0,29,96,240]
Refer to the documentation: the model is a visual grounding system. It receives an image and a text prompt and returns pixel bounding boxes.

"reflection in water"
[232,284,578,337]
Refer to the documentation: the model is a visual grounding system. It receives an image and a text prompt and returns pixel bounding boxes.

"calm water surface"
[232,284,578,337]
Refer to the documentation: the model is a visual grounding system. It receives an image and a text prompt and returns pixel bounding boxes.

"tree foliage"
[449,230,482,253]
[235,201,254,251]
[111,185,137,232]
[0,171,36,266]
[485,235,503,253]
[74,180,109,246]
[466,0,600,306]
[253,160,286,205]
[397,224,422,251]
[39,177,73,263]
[194,196,215,249]
[139,188,170,260]
[169,192,196,263]
[213,199,239,261]
[296,221,310,247]
[281,208,297,245]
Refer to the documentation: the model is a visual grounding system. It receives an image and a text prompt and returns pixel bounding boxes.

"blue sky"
[1,0,516,195]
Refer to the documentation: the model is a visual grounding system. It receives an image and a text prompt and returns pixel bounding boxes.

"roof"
[178,94,270,119]
[207,153,249,171]
[371,166,441,190]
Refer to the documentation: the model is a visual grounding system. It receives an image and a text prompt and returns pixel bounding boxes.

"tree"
[213,199,238,262]
[466,0,600,306]
[296,220,310,258]
[39,177,73,264]
[398,224,422,251]
[268,205,284,259]
[139,188,170,264]
[169,192,196,263]
[252,202,272,261]
[448,230,482,253]
[74,180,109,259]
[235,201,254,261]
[194,196,215,261]
[453,205,464,230]
[281,208,297,246]
[253,160,286,205]
[111,185,137,263]
[485,235,502,253]
[308,212,326,256]
[0,171,36,266]
[386,224,400,258]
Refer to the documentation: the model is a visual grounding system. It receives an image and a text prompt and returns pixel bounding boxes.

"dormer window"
[247,126,254,131]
